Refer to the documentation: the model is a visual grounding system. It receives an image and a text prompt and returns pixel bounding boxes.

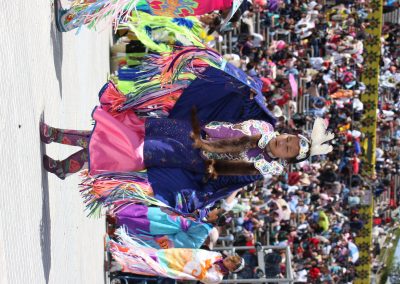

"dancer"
[41,100,333,216]
[40,48,333,217]
[108,188,240,249]
[40,46,275,180]
[55,0,242,32]
[40,92,320,178]
[109,202,223,249]
[108,228,245,284]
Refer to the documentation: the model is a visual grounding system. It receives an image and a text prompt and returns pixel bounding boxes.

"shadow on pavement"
[50,1,63,98]
[39,113,52,284]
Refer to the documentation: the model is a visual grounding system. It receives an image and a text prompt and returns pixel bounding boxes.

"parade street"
[0,1,110,283]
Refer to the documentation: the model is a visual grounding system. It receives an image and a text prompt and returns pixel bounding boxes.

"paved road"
[0,1,110,283]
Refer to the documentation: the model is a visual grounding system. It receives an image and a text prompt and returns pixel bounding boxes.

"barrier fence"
[213,245,294,284]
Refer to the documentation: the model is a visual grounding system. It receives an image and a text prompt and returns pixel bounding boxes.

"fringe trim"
[70,0,143,31]
[121,11,205,53]
[147,46,223,86]
[79,170,169,217]
[108,227,170,277]
[112,47,223,117]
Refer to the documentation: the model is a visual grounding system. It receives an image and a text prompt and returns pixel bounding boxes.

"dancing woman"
[55,0,241,32]
[40,47,333,216]
[40,46,273,181]
[106,189,240,249]
[108,227,245,284]
[108,202,230,249]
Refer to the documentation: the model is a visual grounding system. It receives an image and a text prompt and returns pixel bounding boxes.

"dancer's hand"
[206,160,218,180]
[190,131,203,149]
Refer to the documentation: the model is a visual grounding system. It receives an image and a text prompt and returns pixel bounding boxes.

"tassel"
[100,81,128,113]
[108,227,169,277]
[121,84,187,110]
[145,47,223,86]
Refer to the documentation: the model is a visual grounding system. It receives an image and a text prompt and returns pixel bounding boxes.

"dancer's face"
[200,13,220,25]
[223,255,243,272]
[268,134,300,159]
[206,209,220,223]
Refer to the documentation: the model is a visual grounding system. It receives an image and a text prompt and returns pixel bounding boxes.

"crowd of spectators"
[205,0,400,283]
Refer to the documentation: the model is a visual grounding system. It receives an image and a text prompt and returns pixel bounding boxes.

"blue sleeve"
[171,223,213,248]
[170,67,276,125]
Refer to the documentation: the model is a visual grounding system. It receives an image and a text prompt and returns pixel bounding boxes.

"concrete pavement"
[0,1,110,283]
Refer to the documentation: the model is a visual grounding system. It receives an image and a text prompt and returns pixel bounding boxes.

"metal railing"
[213,245,294,284]
[383,7,400,24]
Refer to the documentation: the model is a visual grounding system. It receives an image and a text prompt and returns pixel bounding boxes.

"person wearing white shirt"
[296,201,309,214]
[251,32,264,48]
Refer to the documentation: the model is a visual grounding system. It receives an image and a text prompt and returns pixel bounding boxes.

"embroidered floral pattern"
[149,0,199,17]
[203,120,282,175]
[77,138,88,148]
[205,120,273,139]
[205,121,234,130]
[258,132,277,149]
[254,155,284,176]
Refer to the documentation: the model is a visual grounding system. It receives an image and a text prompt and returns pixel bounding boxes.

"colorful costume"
[115,47,276,123]
[82,82,278,216]
[123,11,207,53]
[81,168,259,217]
[41,47,277,216]
[58,0,233,32]
[112,203,213,249]
[108,228,228,284]
[77,47,278,216]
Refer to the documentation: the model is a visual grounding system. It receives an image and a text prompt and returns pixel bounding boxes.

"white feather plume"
[310,118,334,157]
[311,144,333,156]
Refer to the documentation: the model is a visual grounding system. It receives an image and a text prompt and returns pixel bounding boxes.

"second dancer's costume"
[112,203,214,249]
